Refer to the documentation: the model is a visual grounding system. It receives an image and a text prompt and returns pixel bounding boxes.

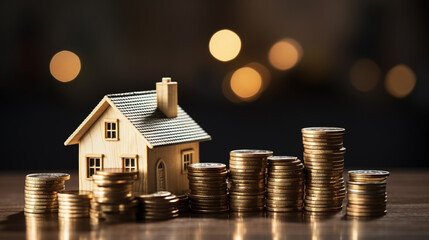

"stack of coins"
[347,170,390,217]
[24,173,70,214]
[176,194,190,213]
[266,156,304,212]
[136,191,179,220]
[188,163,229,213]
[301,127,346,212]
[90,169,138,222]
[229,149,273,212]
[58,191,92,218]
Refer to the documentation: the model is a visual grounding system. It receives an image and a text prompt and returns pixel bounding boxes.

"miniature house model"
[65,78,211,194]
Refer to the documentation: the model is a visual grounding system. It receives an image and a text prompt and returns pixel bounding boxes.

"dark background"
[1,0,428,170]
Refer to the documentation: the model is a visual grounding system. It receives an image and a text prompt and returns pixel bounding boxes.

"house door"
[156,160,167,191]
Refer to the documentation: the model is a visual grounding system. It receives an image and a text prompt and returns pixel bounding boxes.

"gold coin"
[229,157,268,162]
[26,173,70,181]
[303,144,343,150]
[188,163,226,171]
[188,175,227,181]
[302,136,343,143]
[267,155,297,161]
[230,149,273,158]
[58,213,89,218]
[24,208,58,213]
[303,153,345,159]
[58,190,93,198]
[24,183,64,189]
[266,206,302,212]
[301,127,345,135]
[302,140,343,146]
[348,170,389,177]
[95,168,138,176]
[188,172,227,177]
[24,193,58,199]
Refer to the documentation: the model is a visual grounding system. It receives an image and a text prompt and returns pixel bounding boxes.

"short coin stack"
[266,156,304,212]
[136,191,179,220]
[347,170,390,217]
[188,163,229,213]
[90,169,138,222]
[302,127,346,212]
[58,191,92,218]
[229,149,273,212]
[176,194,190,213]
[24,173,70,214]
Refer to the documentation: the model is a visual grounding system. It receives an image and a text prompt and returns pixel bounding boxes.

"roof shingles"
[107,90,211,147]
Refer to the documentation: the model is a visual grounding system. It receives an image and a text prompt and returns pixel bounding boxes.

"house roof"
[64,90,211,148]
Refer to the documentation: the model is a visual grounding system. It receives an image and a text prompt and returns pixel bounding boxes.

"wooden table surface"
[0,170,428,240]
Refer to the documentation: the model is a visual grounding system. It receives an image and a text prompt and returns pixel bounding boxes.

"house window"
[181,149,194,174]
[122,155,138,171]
[86,155,103,178]
[104,119,119,140]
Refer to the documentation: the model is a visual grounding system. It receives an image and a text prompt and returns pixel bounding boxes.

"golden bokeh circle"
[50,50,81,82]
[209,29,241,62]
[268,38,303,70]
[385,64,416,98]
[230,67,262,100]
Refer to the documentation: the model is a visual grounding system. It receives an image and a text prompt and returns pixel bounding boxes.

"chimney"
[156,77,178,118]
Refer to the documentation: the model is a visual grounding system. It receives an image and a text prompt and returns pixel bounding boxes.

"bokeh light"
[245,62,271,90]
[209,29,241,62]
[385,64,416,98]
[230,67,262,100]
[268,38,303,70]
[50,50,81,82]
[349,59,381,92]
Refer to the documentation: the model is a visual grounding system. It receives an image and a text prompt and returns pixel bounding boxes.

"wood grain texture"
[79,105,148,192]
[0,170,429,240]
[147,142,199,194]
[156,78,178,118]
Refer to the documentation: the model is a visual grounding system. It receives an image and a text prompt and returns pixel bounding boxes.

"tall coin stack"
[229,149,273,212]
[58,191,92,218]
[136,191,179,220]
[347,170,390,217]
[266,156,304,212]
[301,127,346,212]
[188,163,229,213]
[90,168,138,222]
[24,173,70,214]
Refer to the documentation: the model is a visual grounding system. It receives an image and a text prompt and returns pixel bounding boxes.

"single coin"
[188,172,228,178]
[24,208,58,213]
[230,149,273,158]
[304,147,346,154]
[348,170,390,178]
[58,190,93,198]
[303,145,343,150]
[303,206,342,212]
[189,162,226,170]
[136,191,172,200]
[95,168,138,176]
[24,182,65,188]
[229,156,268,162]
[267,156,298,161]
[26,173,70,181]
[302,127,345,135]
[302,140,343,146]
[302,137,343,143]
